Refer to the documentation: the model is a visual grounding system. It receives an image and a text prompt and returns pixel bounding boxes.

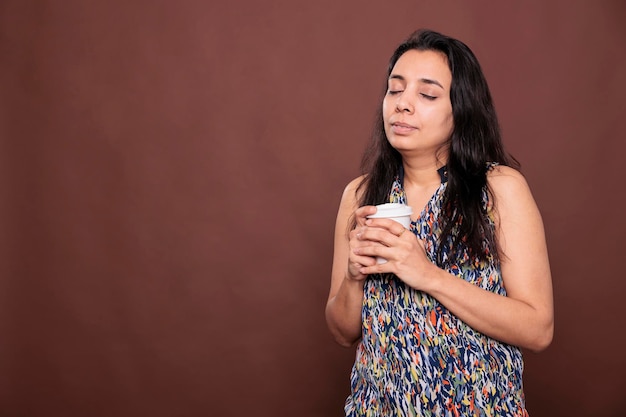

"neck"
[402,154,447,187]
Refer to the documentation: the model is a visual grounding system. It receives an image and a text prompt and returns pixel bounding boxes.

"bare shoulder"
[334,175,366,241]
[487,165,541,222]
[344,175,366,194]
[340,175,366,208]
[487,165,532,198]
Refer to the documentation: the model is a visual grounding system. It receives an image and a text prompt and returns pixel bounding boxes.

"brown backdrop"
[1,1,625,416]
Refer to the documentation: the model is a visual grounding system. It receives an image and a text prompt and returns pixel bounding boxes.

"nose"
[395,93,413,113]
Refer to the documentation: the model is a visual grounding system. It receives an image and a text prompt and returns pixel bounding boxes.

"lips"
[392,122,416,128]
[390,121,417,135]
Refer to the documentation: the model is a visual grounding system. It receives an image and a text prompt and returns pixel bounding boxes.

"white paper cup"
[366,203,413,264]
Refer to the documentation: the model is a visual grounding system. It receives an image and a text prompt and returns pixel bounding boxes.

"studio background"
[1,1,625,416]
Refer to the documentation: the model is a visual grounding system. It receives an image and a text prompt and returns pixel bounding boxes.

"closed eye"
[421,93,436,100]
[387,90,403,95]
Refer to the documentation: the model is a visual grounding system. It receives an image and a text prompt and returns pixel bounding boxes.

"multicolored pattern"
[345,168,528,417]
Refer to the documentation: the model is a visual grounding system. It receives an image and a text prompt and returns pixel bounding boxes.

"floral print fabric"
[345,168,528,417]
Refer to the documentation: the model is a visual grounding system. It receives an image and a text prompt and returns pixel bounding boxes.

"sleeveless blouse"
[345,166,528,417]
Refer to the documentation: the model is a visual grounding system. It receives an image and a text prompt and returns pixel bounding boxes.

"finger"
[354,244,392,262]
[354,205,377,226]
[358,261,388,276]
[348,254,377,279]
[366,217,407,233]
[349,249,379,266]
[352,225,387,245]
[358,227,404,247]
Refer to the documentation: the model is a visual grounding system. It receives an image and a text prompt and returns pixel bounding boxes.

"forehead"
[390,49,451,86]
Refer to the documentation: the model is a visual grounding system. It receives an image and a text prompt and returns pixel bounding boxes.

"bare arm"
[353,166,554,352]
[325,177,378,347]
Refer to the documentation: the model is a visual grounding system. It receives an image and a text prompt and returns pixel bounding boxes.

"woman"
[325,29,554,416]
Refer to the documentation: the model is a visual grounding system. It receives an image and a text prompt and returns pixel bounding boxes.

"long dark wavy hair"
[357,29,519,266]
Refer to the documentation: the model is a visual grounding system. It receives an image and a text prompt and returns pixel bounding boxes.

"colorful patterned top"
[345,166,528,417]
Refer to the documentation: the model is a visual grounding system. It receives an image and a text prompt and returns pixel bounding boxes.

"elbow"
[325,301,361,348]
[335,335,359,348]
[327,324,360,348]
[526,319,554,353]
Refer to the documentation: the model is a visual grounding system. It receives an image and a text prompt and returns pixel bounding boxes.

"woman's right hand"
[347,205,379,280]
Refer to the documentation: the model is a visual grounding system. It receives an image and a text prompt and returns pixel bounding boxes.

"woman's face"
[382,49,454,156]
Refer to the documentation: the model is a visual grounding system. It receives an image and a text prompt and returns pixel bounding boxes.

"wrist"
[420,263,446,294]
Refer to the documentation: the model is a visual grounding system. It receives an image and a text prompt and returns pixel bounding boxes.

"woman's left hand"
[353,218,437,290]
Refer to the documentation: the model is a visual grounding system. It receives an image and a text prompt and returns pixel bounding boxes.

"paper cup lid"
[367,203,413,218]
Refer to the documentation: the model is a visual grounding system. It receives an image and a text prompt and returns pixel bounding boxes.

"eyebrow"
[389,74,444,89]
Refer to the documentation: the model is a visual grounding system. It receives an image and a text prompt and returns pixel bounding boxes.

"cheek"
[381,100,392,121]
[434,106,453,131]
[448,111,456,134]
[443,112,454,133]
